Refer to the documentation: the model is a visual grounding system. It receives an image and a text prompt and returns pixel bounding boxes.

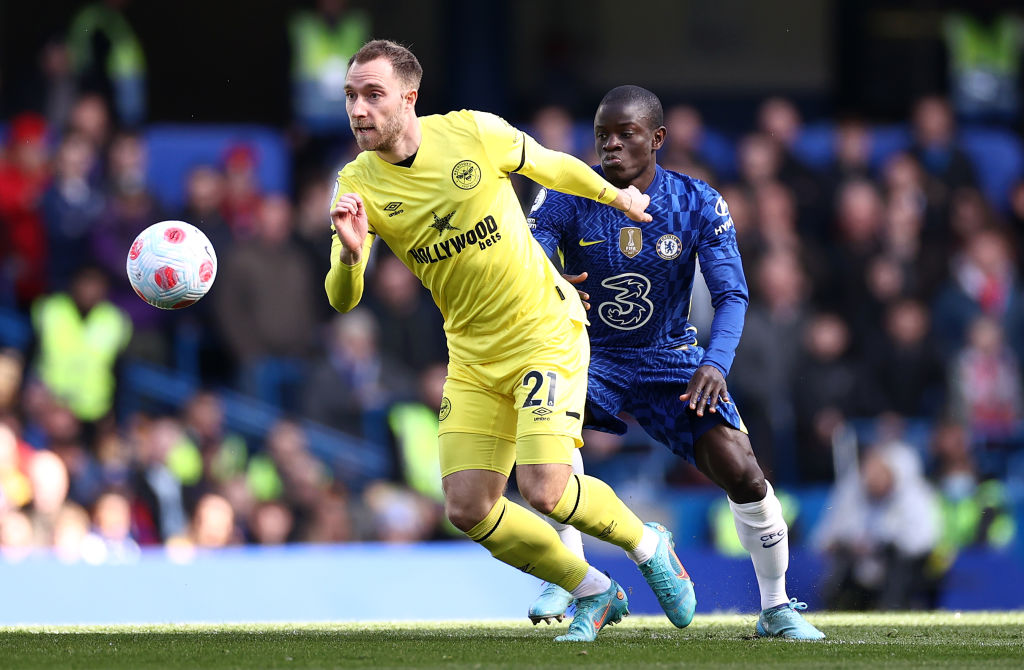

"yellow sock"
[550,474,644,552]
[467,497,589,590]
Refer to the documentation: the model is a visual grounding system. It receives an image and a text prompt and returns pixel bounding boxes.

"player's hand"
[679,365,729,418]
[331,193,368,265]
[562,271,590,310]
[616,184,652,223]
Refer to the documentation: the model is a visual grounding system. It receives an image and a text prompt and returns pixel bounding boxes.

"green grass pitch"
[1,612,1022,669]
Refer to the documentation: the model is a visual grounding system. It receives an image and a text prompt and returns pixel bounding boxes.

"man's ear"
[652,126,667,151]
[405,89,419,107]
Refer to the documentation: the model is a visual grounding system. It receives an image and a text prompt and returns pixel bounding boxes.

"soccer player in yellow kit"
[326,40,695,642]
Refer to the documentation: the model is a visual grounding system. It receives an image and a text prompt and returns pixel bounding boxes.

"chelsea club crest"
[656,234,682,260]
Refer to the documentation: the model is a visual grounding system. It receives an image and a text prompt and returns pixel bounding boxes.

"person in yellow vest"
[289,0,370,136]
[67,0,147,126]
[31,265,132,428]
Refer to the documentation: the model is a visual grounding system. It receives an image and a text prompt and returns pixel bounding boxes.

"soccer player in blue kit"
[527,86,825,640]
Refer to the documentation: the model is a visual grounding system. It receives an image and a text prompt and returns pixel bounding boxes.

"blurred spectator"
[823,116,872,201]
[288,0,369,136]
[130,416,191,544]
[932,226,1024,362]
[25,450,72,546]
[303,308,412,441]
[736,132,782,190]
[41,132,104,290]
[814,440,941,610]
[826,179,885,319]
[215,195,317,411]
[388,363,446,503]
[925,421,1017,604]
[859,299,946,419]
[53,503,90,562]
[0,423,33,511]
[220,145,263,238]
[757,97,824,228]
[181,166,230,245]
[793,313,858,482]
[0,349,26,414]
[176,166,235,383]
[0,113,50,309]
[362,480,442,543]
[0,509,34,559]
[302,489,353,543]
[91,131,167,356]
[181,391,248,490]
[909,96,978,202]
[30,265,132,426]
[517,105,583,208]
[67,0,146,126]
[67,93,113,153]
[942,8,1024,123]
[948,315,1024,475]
[293,175,335,318]
[661,104,717,181]
[249,500,294,545]
[731,251,810,479]
[190,492,237,547]
[40,41,76,133]
[82,490,140,562]
[1010,178,1024,235]
[365,252,446,374]
[246,420,332,539]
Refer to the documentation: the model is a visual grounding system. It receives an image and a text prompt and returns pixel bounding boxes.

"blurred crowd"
[1,0,1023,611]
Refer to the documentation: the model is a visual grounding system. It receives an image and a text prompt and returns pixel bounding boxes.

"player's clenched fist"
[331,193,369,265]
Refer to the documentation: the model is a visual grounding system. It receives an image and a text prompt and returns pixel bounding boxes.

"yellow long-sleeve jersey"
[326,109,618,364]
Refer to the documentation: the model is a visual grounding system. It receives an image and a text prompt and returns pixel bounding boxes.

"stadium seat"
[792,122,835,169]
[143,124,291,209]
[960,126,1024,212]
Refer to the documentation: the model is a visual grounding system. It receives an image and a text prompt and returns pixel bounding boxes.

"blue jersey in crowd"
[528,165,748,376]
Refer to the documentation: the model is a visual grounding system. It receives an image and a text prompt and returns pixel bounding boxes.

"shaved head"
[598,85,664,131]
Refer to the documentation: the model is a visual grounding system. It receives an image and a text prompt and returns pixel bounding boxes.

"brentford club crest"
[619,227,642,258]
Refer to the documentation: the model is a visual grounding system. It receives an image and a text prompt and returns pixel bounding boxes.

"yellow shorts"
[438,320,589,477]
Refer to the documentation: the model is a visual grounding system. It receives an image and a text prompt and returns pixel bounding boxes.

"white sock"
[571,566,611,599]
[626,525,660,565]
[551,448,587,559]
[729,481,790,610]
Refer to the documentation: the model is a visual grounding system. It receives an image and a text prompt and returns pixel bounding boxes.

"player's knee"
[444,497,493,532]
[718,435,766,502]
[521,485,562,516]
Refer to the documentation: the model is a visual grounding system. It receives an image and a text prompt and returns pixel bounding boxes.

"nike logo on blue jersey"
[579,238,605,246]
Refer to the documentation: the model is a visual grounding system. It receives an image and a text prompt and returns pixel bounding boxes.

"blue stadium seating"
[143,124,291,210]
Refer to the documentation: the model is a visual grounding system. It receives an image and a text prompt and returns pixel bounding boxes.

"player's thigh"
[512,321,589,451]
[438,369,518,478]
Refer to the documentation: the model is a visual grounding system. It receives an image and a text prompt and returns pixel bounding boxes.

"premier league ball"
[126,221,218,309]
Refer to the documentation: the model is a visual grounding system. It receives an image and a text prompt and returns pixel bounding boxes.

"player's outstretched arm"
[514,136,652,223]
[325,192,374,313]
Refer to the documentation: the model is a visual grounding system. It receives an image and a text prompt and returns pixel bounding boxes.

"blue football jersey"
[529,165,748,376]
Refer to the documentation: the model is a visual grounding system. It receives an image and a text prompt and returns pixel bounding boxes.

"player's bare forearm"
[679,364,730,417]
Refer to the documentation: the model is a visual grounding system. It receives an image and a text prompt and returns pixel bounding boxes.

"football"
[126,220,218,309]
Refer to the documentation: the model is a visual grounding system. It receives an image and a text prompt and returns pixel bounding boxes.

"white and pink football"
[126,221,217,309]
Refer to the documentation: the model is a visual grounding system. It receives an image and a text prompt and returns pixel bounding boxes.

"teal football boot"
[637,522,697,628]
[554,578,629,642]
[528,582,574,624]
[756,599,826,640]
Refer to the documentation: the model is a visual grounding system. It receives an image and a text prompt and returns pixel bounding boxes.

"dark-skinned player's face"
[594,101,665,188]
